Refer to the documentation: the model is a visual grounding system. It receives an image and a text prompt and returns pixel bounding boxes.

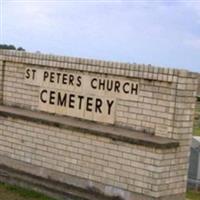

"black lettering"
[76,76,82,87]
[43,71,49,81]
[49,91,56,105]
[95,98,102,113]
[56,73,61,83]
[99,79,105,90]
[131,83,138,95]
[57,92,67,106]
[123,82,130,94]
[40,89,47,103]
[91,78,97,89]
[50,72,55,83]
[106,80,113,91]
[114,81,120,92]
[25,68,30,79]
[77,95,84,109]
[69,74,74,85]
[86,97,93,112]
[69,94,75,108]
[62,74,68,84]
[32,69,36,80]
[107,100,114,115]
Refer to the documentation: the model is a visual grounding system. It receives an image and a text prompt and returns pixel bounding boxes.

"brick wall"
[0,117,184,198]
[1,53,195,136]
[0,50,198,200]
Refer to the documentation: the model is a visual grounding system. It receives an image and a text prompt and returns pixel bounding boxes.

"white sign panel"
[24,67,139,124]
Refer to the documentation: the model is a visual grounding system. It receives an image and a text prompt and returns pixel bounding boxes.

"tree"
[0,44,25,51]
[17,47,25,51]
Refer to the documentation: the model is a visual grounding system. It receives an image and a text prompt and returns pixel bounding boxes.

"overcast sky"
[1,0,200,72]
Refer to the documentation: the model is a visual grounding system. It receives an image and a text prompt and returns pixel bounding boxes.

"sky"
[0,0,200,72]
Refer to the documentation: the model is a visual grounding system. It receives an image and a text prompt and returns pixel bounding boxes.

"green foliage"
[193,102,200,136]
[193,127,200,136]
[17,47,25,51]
[186,190,200,200]
[0,183,56,200]
[0,44,25,51]
[197,96,200,102]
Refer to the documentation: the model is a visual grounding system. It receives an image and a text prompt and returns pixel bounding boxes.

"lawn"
[193,101,200,136]
[186,190,200,200]
[0,183,56,200]
[0,182,200,200]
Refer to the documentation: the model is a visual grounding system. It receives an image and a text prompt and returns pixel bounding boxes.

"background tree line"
[0,44,25,51]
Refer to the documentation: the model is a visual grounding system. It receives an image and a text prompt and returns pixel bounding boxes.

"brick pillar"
[171,71,198,195]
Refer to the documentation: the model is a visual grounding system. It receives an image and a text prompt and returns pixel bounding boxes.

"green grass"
[193,102,200,136]
[193,127,200,136]
[186,190,200,200]
[0,183,57,200]
[0,183,200,200]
